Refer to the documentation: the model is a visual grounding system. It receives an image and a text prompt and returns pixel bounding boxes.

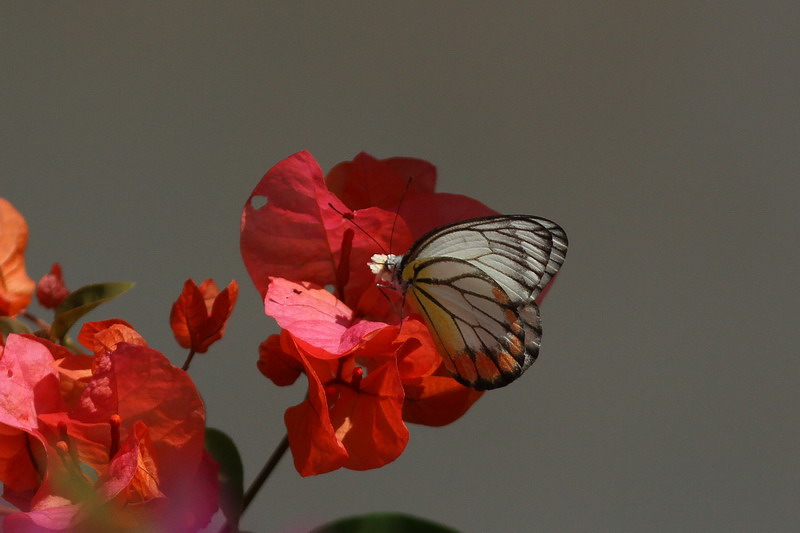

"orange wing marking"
[475,351,501,382]
[496,351,519,374]
[453,351,478,384]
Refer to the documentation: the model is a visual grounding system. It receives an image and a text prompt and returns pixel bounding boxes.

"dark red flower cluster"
[240,151,497,476]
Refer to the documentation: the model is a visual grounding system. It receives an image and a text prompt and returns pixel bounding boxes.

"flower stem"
[181,349,196,371]
[219,433,289,533]
[22,310,50,331]
[242,433,289,512]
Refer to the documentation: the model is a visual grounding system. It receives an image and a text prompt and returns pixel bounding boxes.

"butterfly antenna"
[399,285,407,321]
[328,202,387,254]
[376,285,402,318]
[388,176,413,254]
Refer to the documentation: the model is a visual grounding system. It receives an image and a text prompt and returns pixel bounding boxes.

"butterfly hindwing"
[402,256,542,390]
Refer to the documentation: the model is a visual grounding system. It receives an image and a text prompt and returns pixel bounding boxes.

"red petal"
[332,361,409,471]
[169,278,236,353]
[396,192,498,240]
[0,419,44,501]
[240,151,344,298]
[169,279,207,351]
[326,153,437,211]
[257,333,302,386]
[402,369,484,427]
[197,279,220,313]
[71,344,206,483]
[96,421,148,502]
[78,319,146,354]
[201,279,238,351]
[393,318,441,379]
[240,151,412,310]
[0,199,35,317]
[324,152,496,242]
[284,350,348,476]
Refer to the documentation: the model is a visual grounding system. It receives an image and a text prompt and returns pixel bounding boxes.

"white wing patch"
[407,216,567,301]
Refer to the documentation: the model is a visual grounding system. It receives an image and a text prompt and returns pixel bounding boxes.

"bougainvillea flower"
[284,345,409,476]
[0,198,35,317]
[242,151,499,475]
[77,319,147,355]
[0,333,218,532]
[36,263,70,310]
[170,278,238,353]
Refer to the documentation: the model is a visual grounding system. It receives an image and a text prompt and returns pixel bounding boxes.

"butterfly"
[369,215,567,390]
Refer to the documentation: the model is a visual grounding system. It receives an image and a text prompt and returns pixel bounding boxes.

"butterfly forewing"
[396,215,567,389]
[402,215,567,302]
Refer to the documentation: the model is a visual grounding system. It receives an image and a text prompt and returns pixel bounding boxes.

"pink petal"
[4,504,81,532]
[0,335,61,431]
[264,278,389,358]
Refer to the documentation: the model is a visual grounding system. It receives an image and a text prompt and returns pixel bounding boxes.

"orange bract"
[0,198,35,317]
[78,319,147,354]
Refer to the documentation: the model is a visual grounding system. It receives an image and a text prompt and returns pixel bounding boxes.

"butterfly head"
[368,253,403,286]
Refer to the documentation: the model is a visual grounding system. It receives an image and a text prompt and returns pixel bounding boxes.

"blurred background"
[2,3,798,532]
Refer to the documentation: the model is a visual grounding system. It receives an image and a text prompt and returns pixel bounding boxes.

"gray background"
[2,3,798,532]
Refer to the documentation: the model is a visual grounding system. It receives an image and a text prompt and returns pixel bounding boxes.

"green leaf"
[50,282,134,341]
[0,317,32,338]
[312,513,459,533]
[205,427,244,532]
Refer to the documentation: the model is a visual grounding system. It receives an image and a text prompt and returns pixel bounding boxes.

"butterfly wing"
[403,256,542,389]
[404,215,568,302]
[398,215,567,390]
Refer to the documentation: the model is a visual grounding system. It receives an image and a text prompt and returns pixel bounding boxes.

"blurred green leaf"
[205,427,244,532]
[312,513,459,533]
[50,282,134,341]
[0,317,32,338]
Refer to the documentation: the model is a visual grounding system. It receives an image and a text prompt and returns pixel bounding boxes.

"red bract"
[77,318,147,354]
[0,330,218,532]
[0,198,35,317]
[36,263,69,310]
[241,151,495,476]
[283,341,409,476]
[170,278,238,353]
